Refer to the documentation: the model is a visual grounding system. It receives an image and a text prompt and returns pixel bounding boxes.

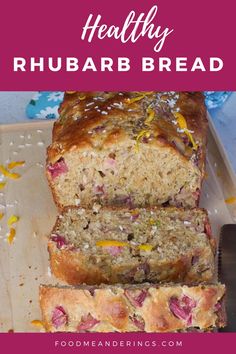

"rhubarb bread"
[46,91,207,209]
[48,206,215,285]
[39,283,226,332]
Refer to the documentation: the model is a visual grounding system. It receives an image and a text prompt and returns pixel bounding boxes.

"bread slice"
[39,283,226,332]
[48,206,215,285]
[46,91,207,209]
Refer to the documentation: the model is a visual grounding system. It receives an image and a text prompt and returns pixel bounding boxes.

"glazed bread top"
[47,91,207,167]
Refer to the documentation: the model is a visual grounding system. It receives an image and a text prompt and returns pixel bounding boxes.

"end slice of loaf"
[46,91,207,209]
[48,206,215,285]
[39,283,226,332]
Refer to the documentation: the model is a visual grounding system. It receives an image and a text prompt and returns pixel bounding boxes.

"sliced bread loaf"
[39,283,226,332]
[46,91,207,209]
[48,206,215,285]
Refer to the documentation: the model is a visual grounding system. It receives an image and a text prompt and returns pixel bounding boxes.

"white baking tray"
[0,119,235,332]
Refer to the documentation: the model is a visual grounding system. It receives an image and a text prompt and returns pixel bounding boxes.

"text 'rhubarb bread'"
[46,91,207,209]
[39,283,226,332]
[48,206,215,285]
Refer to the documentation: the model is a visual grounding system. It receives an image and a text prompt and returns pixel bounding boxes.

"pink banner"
[0,0,235,90]
[0,333,236,354]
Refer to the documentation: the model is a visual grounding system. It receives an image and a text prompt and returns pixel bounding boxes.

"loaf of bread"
[46,92,207,209]
[39,283,226,332]
[48,206,215,285]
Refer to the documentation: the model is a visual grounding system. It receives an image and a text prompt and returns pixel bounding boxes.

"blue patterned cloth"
[25,91,232,119]
[26,91,64,119]
[204,91,232,110]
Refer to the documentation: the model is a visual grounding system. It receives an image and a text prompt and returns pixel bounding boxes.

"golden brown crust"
[48,242,108,285]
[39,283,226,332]
[47,91,207,165]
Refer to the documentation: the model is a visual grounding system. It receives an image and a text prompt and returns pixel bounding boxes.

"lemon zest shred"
[0,165,21,179]
[145,106,155,126]
[96,240,128,247]
[0,182,6,189]
[126,95,145,104]
[7,161,25,170]
[131,209,140,216]
[133,91,154,95]
[186,131,198,150]
[7,215,19,227]
[174,112,198,150]
[174,112,187,129]
[7,228,16,244]
[225,197,236,204]
[126,92,154,104]
[66,91,76,94]
[138,244,153,252]
[149,218,161,227]
[142,91,155,95]
[135,130,151,152]
[31,320,45,329]
[0,213,4,220]
[79,95,86,100]
[149,218,156,225]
